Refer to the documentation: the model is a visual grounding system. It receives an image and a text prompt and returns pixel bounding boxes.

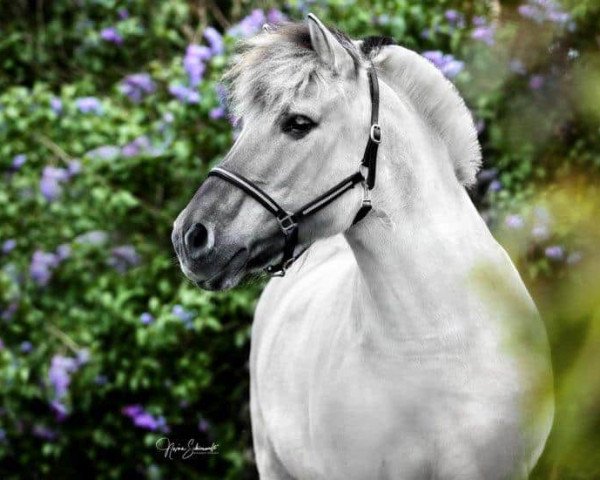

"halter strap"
[207,65,382,276]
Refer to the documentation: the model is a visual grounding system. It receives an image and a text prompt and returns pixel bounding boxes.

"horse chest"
[253,304,519,479]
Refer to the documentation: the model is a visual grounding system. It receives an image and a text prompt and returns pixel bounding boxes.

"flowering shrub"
[1,0,600,478]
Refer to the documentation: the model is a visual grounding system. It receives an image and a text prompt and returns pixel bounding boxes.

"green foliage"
[1,0,599,478]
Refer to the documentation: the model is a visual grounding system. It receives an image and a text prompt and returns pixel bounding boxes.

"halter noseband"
[208,65,381,276]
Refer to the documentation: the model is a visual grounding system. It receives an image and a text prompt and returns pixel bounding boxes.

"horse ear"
[307,13,354,76]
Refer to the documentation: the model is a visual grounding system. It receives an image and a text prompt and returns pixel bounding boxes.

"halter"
[208,65,381,276]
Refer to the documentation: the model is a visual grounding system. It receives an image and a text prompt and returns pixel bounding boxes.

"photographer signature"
[156,437,219,459]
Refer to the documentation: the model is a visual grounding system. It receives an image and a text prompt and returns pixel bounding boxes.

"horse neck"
[343,133,496,348]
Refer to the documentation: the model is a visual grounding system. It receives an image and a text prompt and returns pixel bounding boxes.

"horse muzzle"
[171,220,250,291]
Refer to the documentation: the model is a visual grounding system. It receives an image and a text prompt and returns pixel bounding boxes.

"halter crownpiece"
[207,65,382,276]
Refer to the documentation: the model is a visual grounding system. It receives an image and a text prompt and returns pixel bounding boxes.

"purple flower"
[44,166,70,182]
[168,84,200,104]
[172,304,194,323]
[475,118,486,134]
[30,250,60,286]
[87,145,120,161]
[67,160,81,178]
[122,135,151,157]
[39,166,70,201]
[75,97,103,114]
[2,239,16,254]
[444,9,460,22]
[50,400,68,422]
[122,405,168,432]
[472,16,487,27]
[267,8,287,25]
[32,424,57,440]
[140,312,154,325]
[1,302,18,321]
[478,168,498,183]
[74,230,108,246]
[133,413,166,431]
[505,214,524,229]
[50,97,63,115]
[11,154,27,171]
[509,59,527,75]
[518,5,539,21]
[420,28,432,40]
[163,112,174,123]
[228,9,266,38]
[198,418,210,432]
[0,428,5,443]
[421,51,465,79]
[547,10,570,24]
[441,59,465,78]
[444,9,465,28]
[471,25,496,46]
[118,8,129,20]
[489,180,502,193]
[214,83,229,112]
[76,348,90,366]
[518,0,571,26]
[184,44,211,86]
[120,73,156,103]
[100,27,123,44]
[529,74,545,90]
[122,404,143,417]
[204,27,224,56]
[374,14,390,26]
[48,354,78,400]
[532,225,550,241]
[20,341,33,353]
[533,206,551,224]
[0,339,4,350]
[186,44,212,61]
[545,245,564,261]
[108,245,140,272]
[209,106,226,120]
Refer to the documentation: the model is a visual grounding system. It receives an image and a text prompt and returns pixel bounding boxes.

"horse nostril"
[184,223,211,255]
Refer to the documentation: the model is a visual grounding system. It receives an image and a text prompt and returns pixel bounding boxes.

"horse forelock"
[223,23,363,118]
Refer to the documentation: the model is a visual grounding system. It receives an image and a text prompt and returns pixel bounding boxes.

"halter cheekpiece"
[208,65,381,276]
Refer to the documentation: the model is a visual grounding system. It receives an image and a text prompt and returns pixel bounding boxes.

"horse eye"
[282,115,316,138]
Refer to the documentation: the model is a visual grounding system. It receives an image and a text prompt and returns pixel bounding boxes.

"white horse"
[172,14,554,480]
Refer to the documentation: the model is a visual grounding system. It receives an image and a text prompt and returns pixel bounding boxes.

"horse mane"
[367,43,482,186]
[223,23,481,186]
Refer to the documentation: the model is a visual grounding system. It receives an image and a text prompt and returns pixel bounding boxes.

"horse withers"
[172,14,554,480]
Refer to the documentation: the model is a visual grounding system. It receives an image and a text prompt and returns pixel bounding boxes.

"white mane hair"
[223,22,481,186]
[371,44,482,186]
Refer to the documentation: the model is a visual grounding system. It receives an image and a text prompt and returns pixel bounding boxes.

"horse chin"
[196,268,245,291]
[185,248,250,291]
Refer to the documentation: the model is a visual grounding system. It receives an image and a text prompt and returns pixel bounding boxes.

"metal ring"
[277,214,297,233]
[370,124,382,144]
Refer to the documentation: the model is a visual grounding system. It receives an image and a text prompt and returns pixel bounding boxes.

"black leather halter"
[208,65,381,276]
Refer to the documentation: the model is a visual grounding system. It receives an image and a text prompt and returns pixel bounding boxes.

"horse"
[172,14,554,480]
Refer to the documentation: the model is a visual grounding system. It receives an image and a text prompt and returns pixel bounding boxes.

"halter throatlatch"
[207,65,382,276]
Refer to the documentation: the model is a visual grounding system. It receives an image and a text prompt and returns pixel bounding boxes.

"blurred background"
[0,0,599,478]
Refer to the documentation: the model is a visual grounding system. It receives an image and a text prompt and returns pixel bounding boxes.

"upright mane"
[368,44,482,186]
[224,22,481,186]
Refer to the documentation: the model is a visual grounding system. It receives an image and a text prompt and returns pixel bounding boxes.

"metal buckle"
[361,182,372,207]
[265,257,295,277]
[277,214,297,234]
[370,124,382,144]
[269,267,286,277]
